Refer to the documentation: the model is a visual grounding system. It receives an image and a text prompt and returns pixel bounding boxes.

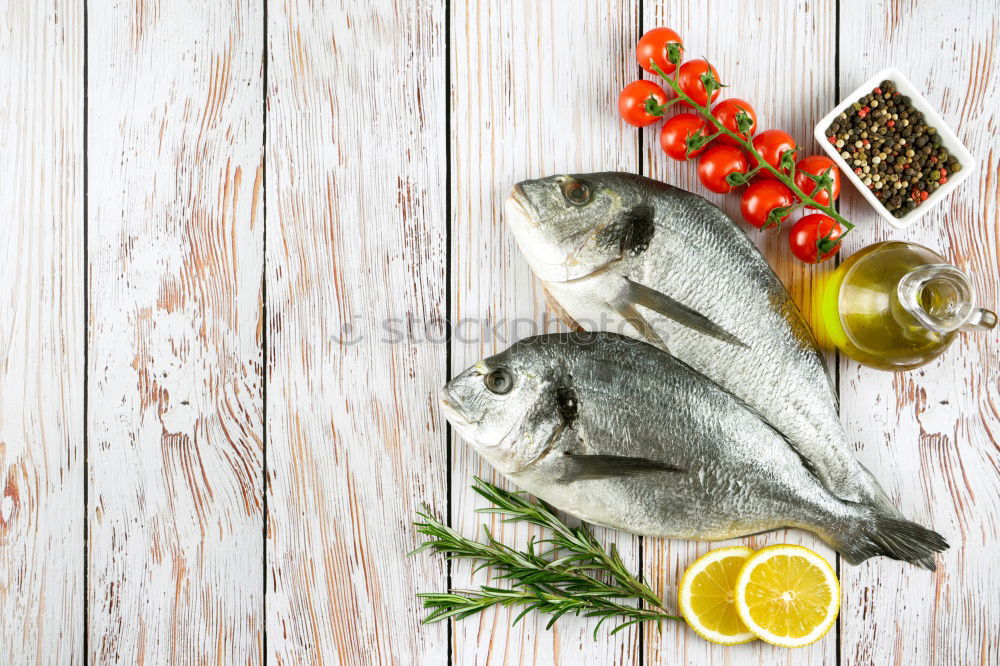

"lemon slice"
[734,544,840,647]
[678,546,757,645]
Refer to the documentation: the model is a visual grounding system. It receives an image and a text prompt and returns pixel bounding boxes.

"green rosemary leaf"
[411,479,682,636]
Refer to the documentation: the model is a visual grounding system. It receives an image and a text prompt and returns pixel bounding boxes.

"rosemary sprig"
[412,478,681,637]
[648,54,852,246]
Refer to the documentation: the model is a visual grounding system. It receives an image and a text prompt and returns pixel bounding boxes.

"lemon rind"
[733,544,841,648]
[678,545,758,646]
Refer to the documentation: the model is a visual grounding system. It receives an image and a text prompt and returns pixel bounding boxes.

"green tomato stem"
[648,60,855,233]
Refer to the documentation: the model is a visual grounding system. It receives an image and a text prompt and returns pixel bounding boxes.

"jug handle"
[962,308,998,331]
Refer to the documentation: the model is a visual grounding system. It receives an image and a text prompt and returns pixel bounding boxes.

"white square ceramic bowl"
[812,67,975,229]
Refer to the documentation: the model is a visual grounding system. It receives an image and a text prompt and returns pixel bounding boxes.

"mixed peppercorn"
[825,80,961,218]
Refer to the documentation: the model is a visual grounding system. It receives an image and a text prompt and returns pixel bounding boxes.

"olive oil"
[821,241,996,370]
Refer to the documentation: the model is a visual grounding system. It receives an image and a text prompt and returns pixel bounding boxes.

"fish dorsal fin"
[621,278,746,349]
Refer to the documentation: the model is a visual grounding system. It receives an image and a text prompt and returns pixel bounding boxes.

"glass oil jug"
[821,241,996,370]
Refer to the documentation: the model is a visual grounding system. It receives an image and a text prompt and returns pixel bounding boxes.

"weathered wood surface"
[2,0,997,664]
[837,1,1000,664]
[449,1,642,663]
[640,2,839,663]
[265,1,448,663]
[87,1,264,662]
[0,2,84,664]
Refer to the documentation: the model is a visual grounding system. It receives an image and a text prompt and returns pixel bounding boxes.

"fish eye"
[484,368,514,394]
[561,180,592,206]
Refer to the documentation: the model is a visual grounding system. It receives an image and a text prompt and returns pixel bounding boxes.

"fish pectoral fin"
[614,301,669,351]
[561,453,683,481]
[623,278,747,348]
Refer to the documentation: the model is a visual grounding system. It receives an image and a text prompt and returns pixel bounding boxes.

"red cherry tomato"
[740,180,796,228]
[618,80,670,127]
[794,155,842,208]
[636,27,684,75]
[788,214,843,263]
[750,129,797,179]
[697,145,748,194]
[659,113,709,160]
[677,59,721,108]
[711,99,757,146]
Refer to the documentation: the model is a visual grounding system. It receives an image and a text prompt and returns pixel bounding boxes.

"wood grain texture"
[2,2,997,663]
[449,1,642,663]
[87,1,264,662]
[0,2,84,663]
[264,1,448,663]
[642,2,838,663]
[837,2,1000,664]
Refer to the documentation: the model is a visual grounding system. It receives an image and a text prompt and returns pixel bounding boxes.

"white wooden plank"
[0,1,84,663]
[837,2,1000,664]
[449,1,642,663]
[87,1,264,662]
[642,2,838,663]
[264,1,449,663]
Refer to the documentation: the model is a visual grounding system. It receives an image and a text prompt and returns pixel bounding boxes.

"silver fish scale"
[530,175,894,515]
[442,332,948,567]
[498,334,850,542]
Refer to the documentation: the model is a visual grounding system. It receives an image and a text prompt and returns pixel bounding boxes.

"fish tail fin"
[854,469,938,570]
[835,504,949,570]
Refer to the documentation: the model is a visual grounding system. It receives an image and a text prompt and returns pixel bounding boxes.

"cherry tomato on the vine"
[750,129,797,178]
[677,59,721,108]
[636,27,684,76]
[794,155,841,208]
[740,180,795,228]
[659,113,709,160]
[711,98,757,146]
[618,80,670,127]
[697,145,747,194]
[788,213,843,264]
